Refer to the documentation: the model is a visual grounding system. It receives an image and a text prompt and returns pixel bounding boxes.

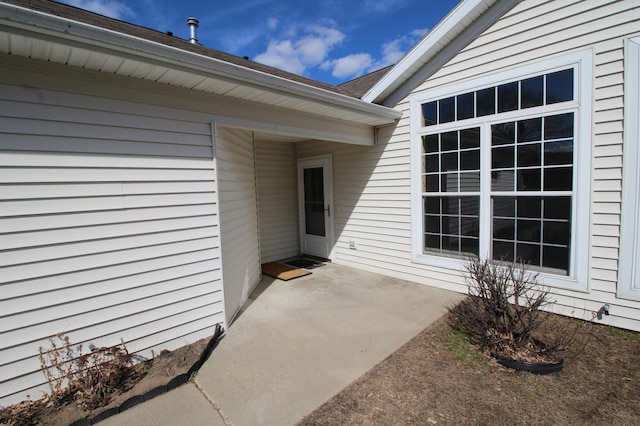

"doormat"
[285,258,323,269]
[261,262,311,281]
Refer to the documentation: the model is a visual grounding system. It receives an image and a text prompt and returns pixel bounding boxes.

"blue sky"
[60,0,460,85]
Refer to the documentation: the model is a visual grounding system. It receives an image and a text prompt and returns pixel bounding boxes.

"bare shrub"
[38,334,134,409]
[449,258,564,361]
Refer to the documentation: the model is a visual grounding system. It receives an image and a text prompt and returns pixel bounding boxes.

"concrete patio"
[100,263,464,425]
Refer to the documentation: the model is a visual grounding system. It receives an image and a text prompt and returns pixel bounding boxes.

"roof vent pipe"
[187,17,199,44]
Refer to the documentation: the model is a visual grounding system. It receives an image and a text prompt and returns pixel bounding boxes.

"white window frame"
[410,50,593,291]
[618,37,640,301]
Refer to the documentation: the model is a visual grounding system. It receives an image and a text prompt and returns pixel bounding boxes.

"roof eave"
[0,2,401,125]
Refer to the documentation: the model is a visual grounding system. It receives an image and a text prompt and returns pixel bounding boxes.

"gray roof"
[338,66,393,98]
[4,0,383,98]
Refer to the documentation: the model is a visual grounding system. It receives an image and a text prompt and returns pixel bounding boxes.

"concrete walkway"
[100,263,463,426]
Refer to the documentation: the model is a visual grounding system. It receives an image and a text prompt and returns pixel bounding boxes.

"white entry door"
[298,156,334,260]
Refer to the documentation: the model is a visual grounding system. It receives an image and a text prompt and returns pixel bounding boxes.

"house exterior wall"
[300,0,640,331]
[0,69,224,404]
[216,127,262,324]
[255,141,299,263]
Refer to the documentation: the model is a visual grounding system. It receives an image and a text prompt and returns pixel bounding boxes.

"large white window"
[619,36,640,300]
[411,51,592,290]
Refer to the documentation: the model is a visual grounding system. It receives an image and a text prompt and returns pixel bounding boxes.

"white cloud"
[322,27,428,81]
[254,40,305,74]
[254,25,345,75]
[330,53,373,78]
[62,0,134,20]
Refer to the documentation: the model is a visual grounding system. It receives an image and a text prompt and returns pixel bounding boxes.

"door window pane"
[304,168,325,237]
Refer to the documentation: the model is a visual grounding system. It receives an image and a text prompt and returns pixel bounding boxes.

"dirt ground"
[299,313,640,425]
[3,310,639,426]
[0,337,210,426]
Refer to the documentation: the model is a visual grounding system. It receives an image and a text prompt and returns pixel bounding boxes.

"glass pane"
[424,196,440,214]
[304,167,325,237]
[517,143,541,167]
[517,118,542,143]
[460,217,479,237]
[460,128,480,149]
[521,76,543,108]
[425,154,439,172]
[493,218,515,240]
[493,196,516,218]
[492,146,514,169]
[441,173,459,192]
[442,235,460,252]
[461,238,480,256]
[460,196,480,216]
[425,233,440,250]
[441,152,458,172]
[457,92,475,120]
[517,242,541,266]
[546,69,573,104]
[439,96,455,123]
[423,134,439,153]
[498,81,518,113]
[517,219,542,242]
[545,113,574,139]
[423,101,437,126]
[492,122,515,145]
[544,167,573,191]
[543,197,571,220]
[442,197,459,215]
[460,149,480,171]
[425,214,441,233]
[425,174,439,192]
[517,169,541,191]
[441,131,458,151]
[476,87,495,116]
[459,172,480,191]
[492,170,514,191]
[543,221,570,245]
[517,197,542,218]
[545,140,573,165]
[542,245,569,272]
[493,240,514,262]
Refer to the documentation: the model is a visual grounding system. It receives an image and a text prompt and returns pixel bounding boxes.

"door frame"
[297,154,335,261]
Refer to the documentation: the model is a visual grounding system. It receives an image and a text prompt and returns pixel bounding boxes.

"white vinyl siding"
[301,0,640,331]
[255,141,299,263]
[216,127,261,324]
[0,84,223,405]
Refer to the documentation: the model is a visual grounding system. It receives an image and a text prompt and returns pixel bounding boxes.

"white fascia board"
[362,0,521,106]
[0,2,401,125]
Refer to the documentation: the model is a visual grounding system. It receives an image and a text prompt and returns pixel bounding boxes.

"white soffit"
[363,0,521,106]
[0,2,401,127]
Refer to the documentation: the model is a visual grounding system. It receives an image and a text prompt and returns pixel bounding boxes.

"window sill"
[412,252,588,293]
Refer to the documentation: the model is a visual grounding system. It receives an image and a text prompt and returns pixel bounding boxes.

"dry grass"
[299,312,640,425]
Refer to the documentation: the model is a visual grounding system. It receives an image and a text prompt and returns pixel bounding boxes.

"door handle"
[325,204,330,217]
